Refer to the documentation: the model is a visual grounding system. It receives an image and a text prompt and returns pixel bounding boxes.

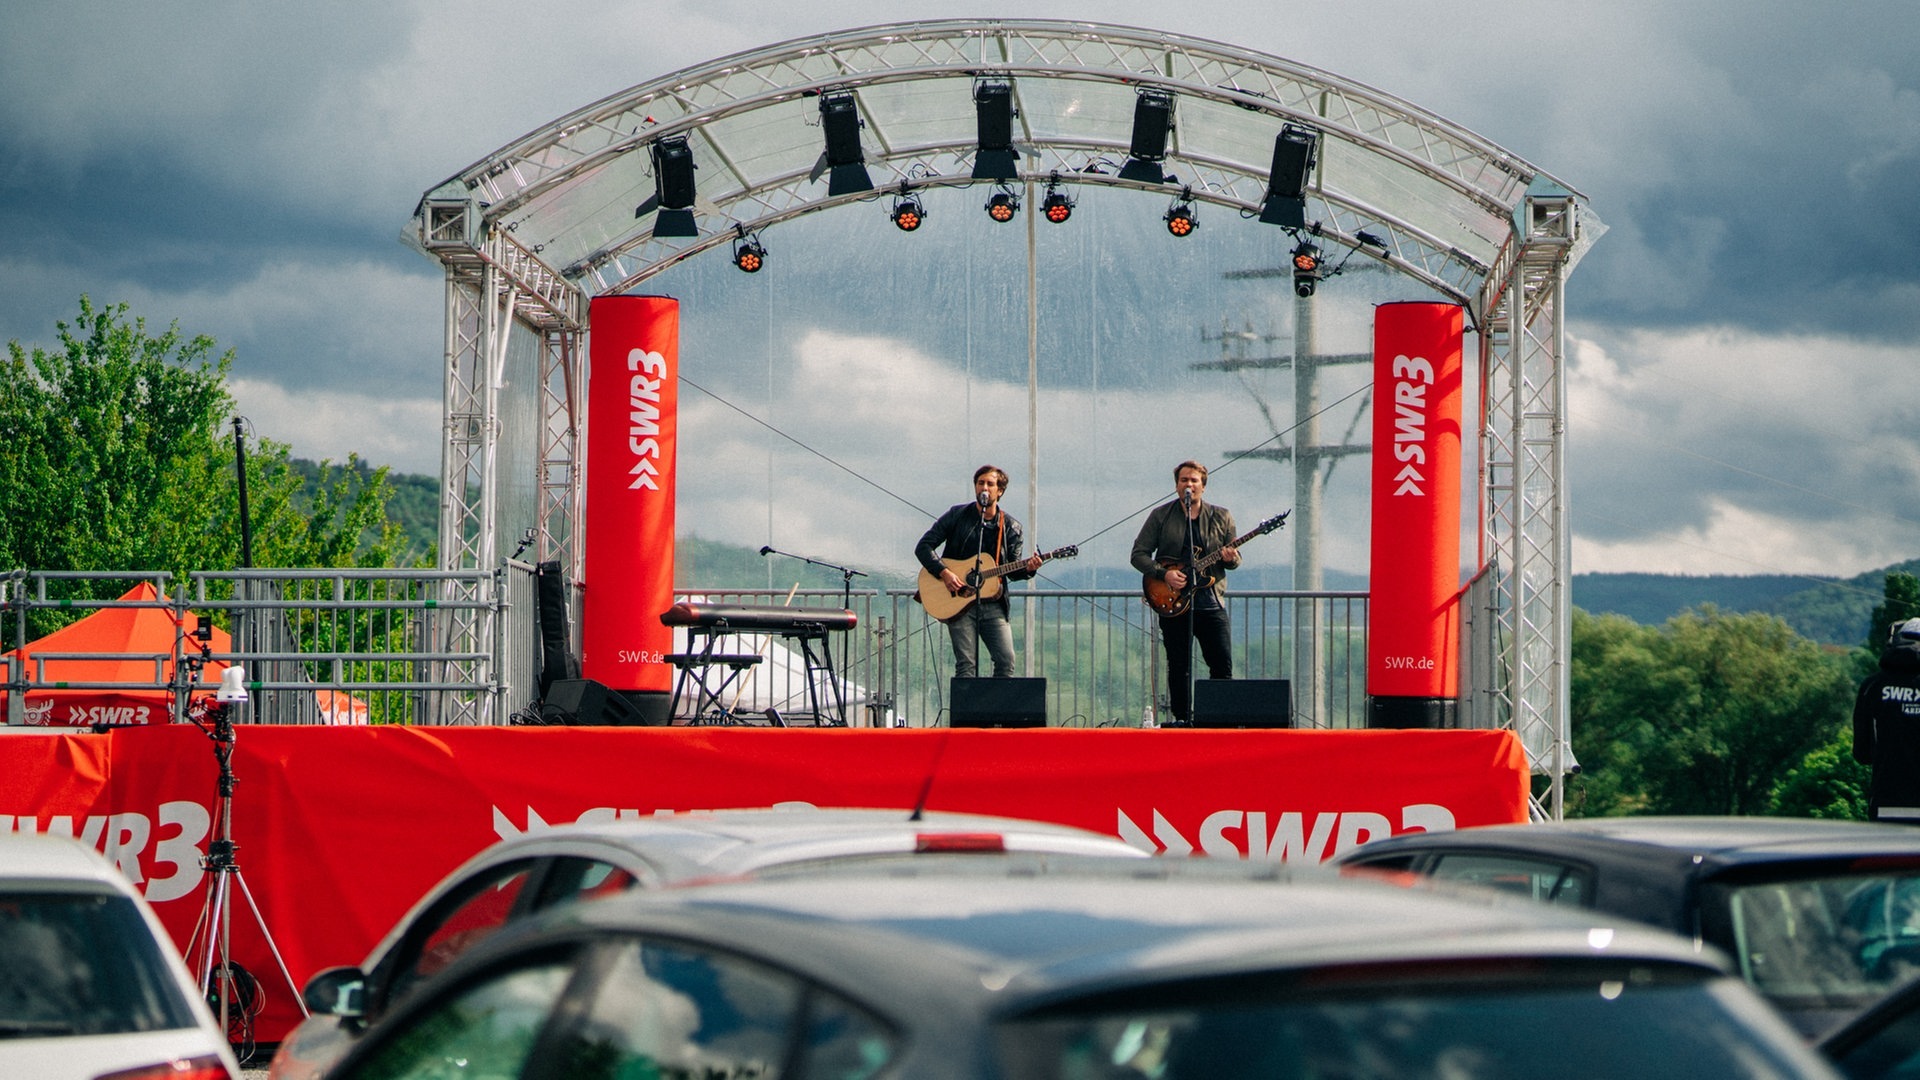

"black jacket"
[1854,639,1920,821]
[914,503,1032,613]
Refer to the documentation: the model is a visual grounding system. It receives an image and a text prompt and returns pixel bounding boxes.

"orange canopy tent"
[0,582,224,727]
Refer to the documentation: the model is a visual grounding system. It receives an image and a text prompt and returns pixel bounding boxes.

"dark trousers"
[1159,605,1232,722]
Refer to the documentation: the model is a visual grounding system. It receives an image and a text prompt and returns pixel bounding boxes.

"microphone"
[1180,488,1192,509]
[759,546,774,556]
[977,490,992,509]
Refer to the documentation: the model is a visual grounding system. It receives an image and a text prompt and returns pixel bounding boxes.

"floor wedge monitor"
[545,678,665,726]
[1191,678,1292,729]
[949,677,1047,728]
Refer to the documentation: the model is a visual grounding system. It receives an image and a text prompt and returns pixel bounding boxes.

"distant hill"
[1573,561,1920,648]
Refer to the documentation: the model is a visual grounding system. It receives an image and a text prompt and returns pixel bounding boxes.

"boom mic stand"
[176,633,305,1062]
[761,546,866,724]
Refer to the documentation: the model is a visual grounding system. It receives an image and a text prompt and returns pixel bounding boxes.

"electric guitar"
[1141,512,1289,617]
[916,545,1078,622]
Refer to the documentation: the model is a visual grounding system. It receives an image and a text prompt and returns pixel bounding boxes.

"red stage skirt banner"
[0,725,1526,1039]
[583,295,680,692]
[1368,302,1466,699]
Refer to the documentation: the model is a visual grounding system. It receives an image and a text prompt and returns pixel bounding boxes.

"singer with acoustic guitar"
[914,464,1043,678]
[1131,460,1240,725]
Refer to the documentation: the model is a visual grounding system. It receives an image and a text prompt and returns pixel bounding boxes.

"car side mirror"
[302,966,369,1018]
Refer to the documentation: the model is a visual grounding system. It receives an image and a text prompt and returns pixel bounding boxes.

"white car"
[0,832,241,1080]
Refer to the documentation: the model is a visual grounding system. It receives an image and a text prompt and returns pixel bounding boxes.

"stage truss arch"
[408,18,1600,815]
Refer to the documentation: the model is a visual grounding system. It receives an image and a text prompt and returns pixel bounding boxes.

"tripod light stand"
[181,659,305,1061]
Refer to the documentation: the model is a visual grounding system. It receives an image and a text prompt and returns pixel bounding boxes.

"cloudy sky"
[3,1,1917,584]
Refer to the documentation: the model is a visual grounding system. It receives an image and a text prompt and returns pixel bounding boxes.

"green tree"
[2,298,411,641]
[1566,605,1857,816]
[1868,571,1920,651]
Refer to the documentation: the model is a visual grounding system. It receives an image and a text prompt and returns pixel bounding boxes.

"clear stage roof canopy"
[410,18,1597,325]
[407,19,1600,812]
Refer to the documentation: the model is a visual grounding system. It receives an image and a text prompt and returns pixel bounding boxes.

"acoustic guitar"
[916,545,1078,622]
[1141,512,1289,617]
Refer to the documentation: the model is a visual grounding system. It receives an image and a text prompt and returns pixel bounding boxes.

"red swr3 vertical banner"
[1368,302,1464,707]
[583,296,678,692]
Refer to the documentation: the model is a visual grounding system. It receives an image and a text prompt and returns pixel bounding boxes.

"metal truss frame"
[1477,195,1587,819]
[407,20,1597,785]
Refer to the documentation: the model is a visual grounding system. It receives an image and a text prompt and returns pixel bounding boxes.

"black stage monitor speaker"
[546,678,660,727]
[1192,678,1292,729]
[950,677,1047,728]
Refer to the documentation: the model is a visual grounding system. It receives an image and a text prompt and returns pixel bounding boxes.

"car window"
[346,957,574,1080]
[0,891,199,1037]
[546,938,895,1080]
[537,857,640,907]
[998,964,1827,1079]
[1425,852,1589,906]
[390,859,541,1005]
[1715,872,1920,1004]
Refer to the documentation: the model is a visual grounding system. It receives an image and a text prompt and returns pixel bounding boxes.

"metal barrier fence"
[3,568,504,727]
[677,587,1371,729]
[6,569,1368,728]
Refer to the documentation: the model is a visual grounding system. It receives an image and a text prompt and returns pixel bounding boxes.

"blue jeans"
[948,602,1016,677]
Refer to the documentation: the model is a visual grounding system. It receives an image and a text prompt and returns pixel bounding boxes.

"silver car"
[0,832,242,1080]
[269,806,1144,1079]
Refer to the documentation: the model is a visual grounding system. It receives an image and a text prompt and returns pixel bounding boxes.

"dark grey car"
[1334,815,1920,1039]
[319,857,1839,1080]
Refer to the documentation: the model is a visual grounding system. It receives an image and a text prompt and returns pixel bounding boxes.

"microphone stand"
[760,546,866,724]
[1181,494,1198,726]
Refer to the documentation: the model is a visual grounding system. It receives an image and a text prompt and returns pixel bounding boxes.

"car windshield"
[997,962,1828,1080]
[0,891,199,1038]
[1708,870,1920,1008]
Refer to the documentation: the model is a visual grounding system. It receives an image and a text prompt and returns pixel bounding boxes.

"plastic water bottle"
[1141,704,1156,729]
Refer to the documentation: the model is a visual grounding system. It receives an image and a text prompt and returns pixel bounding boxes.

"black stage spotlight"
[1040,176,1074,224]
[1291,241,1321,296]
[985,187,1020,223]
[1164,191,1197,237]
[972,81,1017,180]
[1119,89,1175,184]
[642,135,699,238]
[732,233,766,273]
[890,190,926,231]
[1258,125,1318,228]
[818,91,874,195]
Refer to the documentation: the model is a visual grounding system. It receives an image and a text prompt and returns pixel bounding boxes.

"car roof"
[455,806,1145,881]
[460,858,1727,1016]
[0,831,137,895]
[1340,816,1920,871]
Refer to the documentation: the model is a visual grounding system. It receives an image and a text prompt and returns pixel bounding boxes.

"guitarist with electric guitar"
[914,465,1052,678]
[1130,460,1288,725]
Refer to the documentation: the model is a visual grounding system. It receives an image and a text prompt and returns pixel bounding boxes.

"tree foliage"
[2,298,412,641]
[1566,606,1859,817]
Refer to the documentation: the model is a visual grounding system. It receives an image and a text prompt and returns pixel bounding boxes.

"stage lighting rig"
[972,80,1018,180]
[1119,89,1175,183]
[985,186,1020,223]
[1258,124,1318,229]
[732,229,766,273]
[890,188,926,231]
[637,135,699,238]
[1164,189,1198,237]
[1291,241,1322,296]
[815,91,874,195]
[1040,176,1074,223]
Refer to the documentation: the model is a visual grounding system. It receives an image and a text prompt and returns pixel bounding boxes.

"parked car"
[318,856,1840,1080]
[1333,815,1920,1038]
[1819,969,1920,1078]
[268,806,1145,1080]
[0,832,243,1080]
